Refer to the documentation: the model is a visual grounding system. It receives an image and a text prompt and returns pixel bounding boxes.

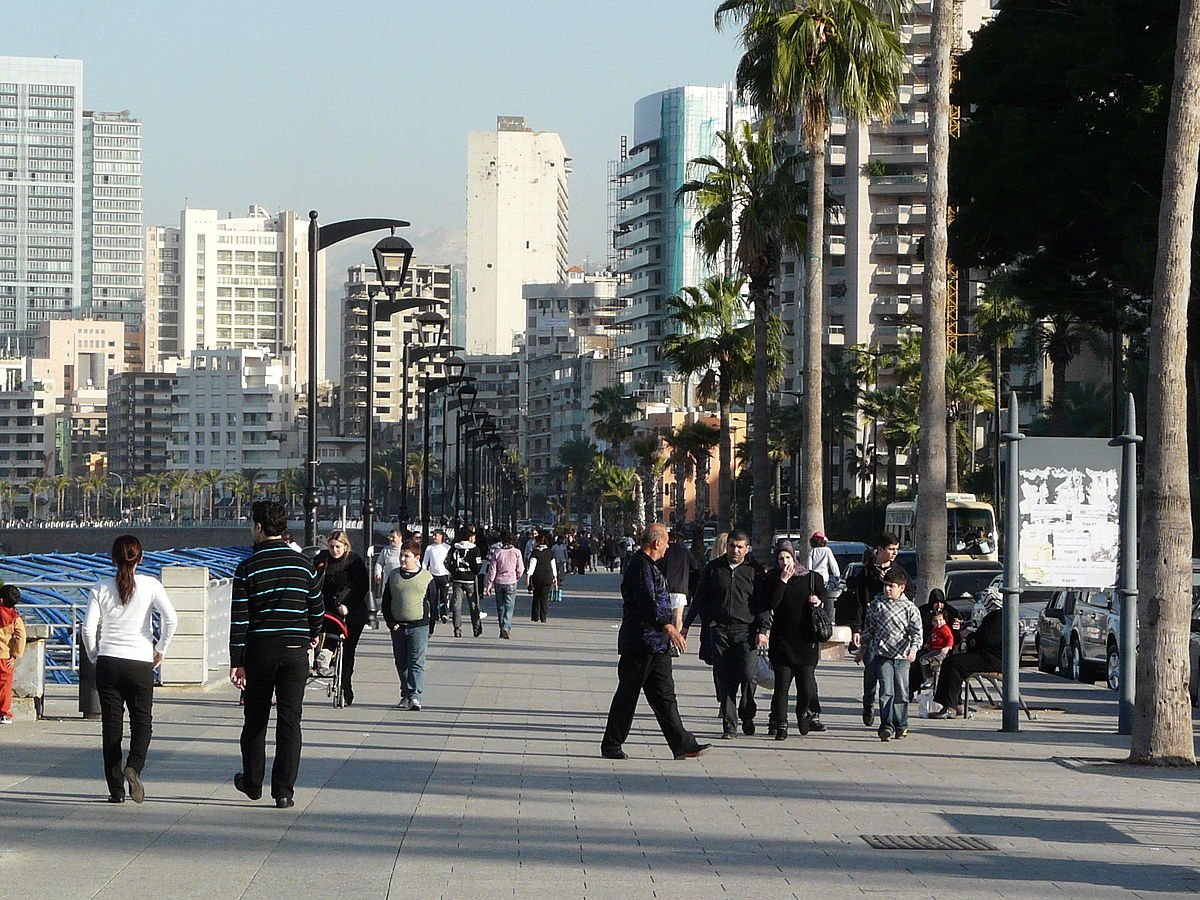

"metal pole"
[399,336,411,531]
[1000,392,1023,732]
[993,343,1002,530]
[439,392,449,524]
[422,374,432,546]
[362,290,376,560]
[304,210,320,546]
[1115,393,1141,734]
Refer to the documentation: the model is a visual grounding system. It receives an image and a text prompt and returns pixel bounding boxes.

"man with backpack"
[447,525,484,637]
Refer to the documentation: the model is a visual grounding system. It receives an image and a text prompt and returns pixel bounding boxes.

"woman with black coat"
[756,543,828,740]
[314,529,371,706]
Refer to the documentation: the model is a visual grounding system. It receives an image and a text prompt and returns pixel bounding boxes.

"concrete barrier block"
[161,657,207,685]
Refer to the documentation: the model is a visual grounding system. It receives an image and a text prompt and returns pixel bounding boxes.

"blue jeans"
[876,656,910,735]
[494,583,517,633]
[389,624,428,702]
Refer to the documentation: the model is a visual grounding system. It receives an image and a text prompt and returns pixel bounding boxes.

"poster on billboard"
[1017,437,1121,589]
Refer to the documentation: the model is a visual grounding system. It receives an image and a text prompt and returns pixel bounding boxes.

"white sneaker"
[479,611,488,619]
[0,715,12,725]
[396,698,411,710]
[410,699,422,711]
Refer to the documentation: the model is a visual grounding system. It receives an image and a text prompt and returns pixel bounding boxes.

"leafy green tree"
[664,273,772,528]
[589,386,640,461]
[629,432,668,525]
[558,437,601,519]
[945,353,995,493]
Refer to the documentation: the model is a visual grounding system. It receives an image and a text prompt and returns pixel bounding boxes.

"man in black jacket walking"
[691,530,767,738]
[230,501,323,809]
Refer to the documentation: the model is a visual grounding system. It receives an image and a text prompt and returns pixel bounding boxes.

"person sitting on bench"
[931,587,1003,718]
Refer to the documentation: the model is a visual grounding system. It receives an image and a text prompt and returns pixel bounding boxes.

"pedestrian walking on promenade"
[422,529,452,623]
[526,529,558,623]
[756,543,828,740]
[657,530,693,631]
[855,567,921,741]
[806,531,841,593]
[692,530,766,739]
[447,525,484,637]
[382,539,437,710]
[484,531,524,639]
[843,532,904,727]
[373,530,404,598]
[0,585,27,726]
[230,501,323,809]
[600,523,712,761]
[82,535,178,803]
[312,530,370,706]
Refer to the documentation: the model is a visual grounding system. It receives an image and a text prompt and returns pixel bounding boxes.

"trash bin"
[77,625,101,719]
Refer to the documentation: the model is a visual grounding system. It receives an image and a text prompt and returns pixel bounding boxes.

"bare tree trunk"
[916,0,952,595]
[799,142,827,545]
[751,276,774,552]
[1131,0,1200,766]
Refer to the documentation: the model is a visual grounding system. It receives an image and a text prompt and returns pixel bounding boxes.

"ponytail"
[111,534,143,605]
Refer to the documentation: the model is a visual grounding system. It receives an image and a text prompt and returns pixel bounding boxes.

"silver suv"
[1035,588,1112,682]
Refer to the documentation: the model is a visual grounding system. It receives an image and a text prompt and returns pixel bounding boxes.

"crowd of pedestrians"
[63,505,1002,801]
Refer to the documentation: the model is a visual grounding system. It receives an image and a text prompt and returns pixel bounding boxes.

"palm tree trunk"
[946,415,959,493]
[718,379,733,530]
[800,142,826,544]
[1131,0,1200,765]
[916,0,952,594]
[751,275,774,552]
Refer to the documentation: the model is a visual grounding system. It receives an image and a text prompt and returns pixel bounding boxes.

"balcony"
[901,24,932,45]
[870,143,928,165]
[615,221,659,250]
[868,174,928,196]
[874,323,918,343]
[824,324,846,346]
[873,204,928,226]
[619,144,654,176]
[621,195,662,223]
[872,234,919,256]
[618,170,661,202]
[617,247,658,275]
[872,264,925,286]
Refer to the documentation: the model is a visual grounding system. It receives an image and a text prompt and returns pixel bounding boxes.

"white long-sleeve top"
[82,572,178,664]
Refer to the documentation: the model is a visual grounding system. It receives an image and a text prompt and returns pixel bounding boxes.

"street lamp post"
[306,212,410,547]
[420,360,472,545]
[453,383,478,527]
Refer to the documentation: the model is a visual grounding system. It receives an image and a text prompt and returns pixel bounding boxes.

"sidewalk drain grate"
[862,835,998,851]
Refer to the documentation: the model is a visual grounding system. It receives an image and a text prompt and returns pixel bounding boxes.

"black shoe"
[275,797,295,809]
[878,728,893,742]
[454,630,462,637]
[474,628,483,637]
[862,700,875,727]
[500,629,510,639]
[107,793,125,803]
[798,716,811,736]
[806,715,827,733]
[234,772,262,801]
[741,720,755,736]
[123,767,144,804]
[343,690,354,707]
[600,748,628,760]
[766,723,778,737]
[674,743,712,760]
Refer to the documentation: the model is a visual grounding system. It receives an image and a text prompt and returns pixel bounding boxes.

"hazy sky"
[5,0,743,271]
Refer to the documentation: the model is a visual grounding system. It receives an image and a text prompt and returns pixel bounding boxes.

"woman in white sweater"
[82,535,177,803]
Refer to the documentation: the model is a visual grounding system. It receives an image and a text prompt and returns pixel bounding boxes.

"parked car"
[1035,588,1112,683]
[942,560,1004,616]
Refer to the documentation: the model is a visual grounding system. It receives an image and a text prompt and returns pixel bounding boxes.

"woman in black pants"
[313,530,371,706]
[757,543,828,740]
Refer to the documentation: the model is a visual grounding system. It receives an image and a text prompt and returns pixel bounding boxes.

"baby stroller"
[309,612,348,708]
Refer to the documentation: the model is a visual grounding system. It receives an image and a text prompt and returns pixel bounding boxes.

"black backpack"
[447,543,475,580]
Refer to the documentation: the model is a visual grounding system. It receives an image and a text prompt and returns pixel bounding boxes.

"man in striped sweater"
[229,500,323,809]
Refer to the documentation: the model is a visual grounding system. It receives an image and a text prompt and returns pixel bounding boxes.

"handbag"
[550,586,563,603]
[754,649,774,690]
[811,603,834,642]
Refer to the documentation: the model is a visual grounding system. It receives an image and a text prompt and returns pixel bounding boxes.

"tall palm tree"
[588,386,640,462]
[974,281,1030,505]
[678,120,806,551]
[194,469,222,521]
[279,467,305,518]
[1031,312,1090,424]
[52,474,71,519]
[165,471,190,521]
[629,432,667,526]
[860,384,920,503]
[718,0,906,548]
[823,348,862,515]
[1132,0,1200,766]
[663,273,757,529]
[27,475,51,521]
[944,352,995,493]
[559,437,601,521]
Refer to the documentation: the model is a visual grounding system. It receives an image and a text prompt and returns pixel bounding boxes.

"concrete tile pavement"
[2,570,1200,898]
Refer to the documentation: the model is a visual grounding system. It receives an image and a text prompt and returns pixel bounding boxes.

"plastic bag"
[754,649,774,690]
[917,686,935,718]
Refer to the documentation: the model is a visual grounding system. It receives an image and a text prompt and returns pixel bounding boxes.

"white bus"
[884,493,998,561]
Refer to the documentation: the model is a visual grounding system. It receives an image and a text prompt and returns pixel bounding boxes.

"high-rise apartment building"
[168,348,301,478]
[107,371,175,483]
[610,86,751,406]
[465,116,570,355]
[520,271,621,505]
[0,57,84,350]
[339,260,452,438]
[148,206,319,382]
[82,110,143,327]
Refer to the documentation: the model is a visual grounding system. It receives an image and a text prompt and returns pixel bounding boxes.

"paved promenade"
[3,572,1199,899]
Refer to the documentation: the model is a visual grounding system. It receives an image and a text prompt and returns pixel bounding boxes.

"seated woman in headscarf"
[930,587,1004,718]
